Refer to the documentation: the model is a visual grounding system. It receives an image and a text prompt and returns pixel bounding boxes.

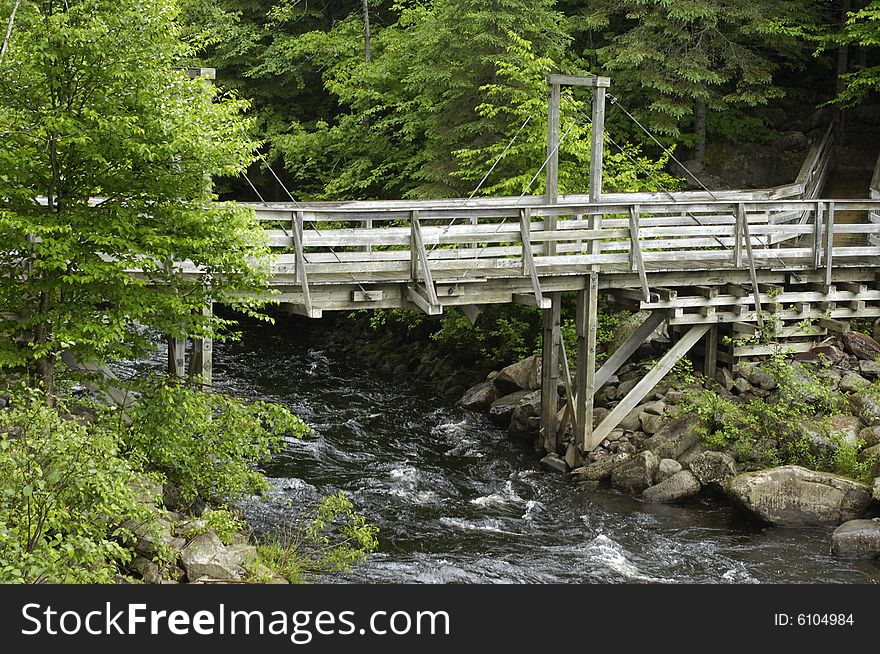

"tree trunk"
[362,0,371,64]
[694,100,707,168]
[32,290,56,401]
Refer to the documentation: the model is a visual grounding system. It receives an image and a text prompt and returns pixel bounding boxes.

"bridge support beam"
[574,274,599,453]
[540,292,561,453]
[167,334,186,378]
[190,303,213,387]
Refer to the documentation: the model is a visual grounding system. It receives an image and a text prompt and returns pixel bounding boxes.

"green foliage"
[680,355,869,478]
[193,509,246,546]
[0,388,150,583]
[254,491,379,583]
[0,0,268,390]
[831,1,880,106]
[116,376,312,505]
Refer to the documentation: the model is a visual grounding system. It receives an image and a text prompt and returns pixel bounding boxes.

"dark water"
[139,316,880,583]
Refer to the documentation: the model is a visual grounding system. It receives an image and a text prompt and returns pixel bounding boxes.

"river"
[141,315,880,583]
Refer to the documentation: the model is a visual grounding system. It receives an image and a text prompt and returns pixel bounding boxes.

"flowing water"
[136,316,880,584]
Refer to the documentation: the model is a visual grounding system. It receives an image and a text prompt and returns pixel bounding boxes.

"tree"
[831,1,880,106]
[0,0,266,395]
[579,0,814,165]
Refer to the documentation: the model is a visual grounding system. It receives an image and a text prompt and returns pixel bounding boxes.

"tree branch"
[0,0,22,62]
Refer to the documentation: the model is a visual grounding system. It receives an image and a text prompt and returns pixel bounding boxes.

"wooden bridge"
[170,76,880,458]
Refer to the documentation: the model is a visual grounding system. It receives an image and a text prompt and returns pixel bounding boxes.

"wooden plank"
[167,335,185,378]
[824,201,835,287]
[520,209,549,309]
[540,293,562,452]
[189,303,213,386]
[546,73,610,87]
[628,205,650,301]
[353,290,384,302]
[739,203,764,329]
[406,284,443,315]
[703,325,718,380]
[575,274,599,452]
[587,324,710,450]
[292,211,314,317]
[410,210,441,312]
[594,311,666,391]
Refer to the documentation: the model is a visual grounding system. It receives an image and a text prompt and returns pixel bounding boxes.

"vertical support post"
[410,210,419,281]
[167,334,185,378]
[824,201,835,286]
[575,273,599,452]
[734,204,744,268]
[545,80,560,256]
[703,325,718,380]
[190,303,213,387]
[541,292,562,453]
[813,201,824,269]
[590,84,607,203]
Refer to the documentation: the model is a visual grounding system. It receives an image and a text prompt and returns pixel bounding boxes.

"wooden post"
[167,334,185,378]
[574,273,599,452]
[190,303,213,387]
[590,83,607,203]
[541,292,562,453]
[824,201,835,287]
[703,325,718,380]
[545,80,560,256]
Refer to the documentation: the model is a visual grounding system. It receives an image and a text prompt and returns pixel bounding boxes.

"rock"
[609,311,668,353]
[571,453,630,482]
[132,477,163,506]
[747,368,777,391]
[874,478,880,503]
[611,451,660,494]
[732,377,753,395]
[644,414,703,461]
[162,481,183,511]
[804,415,865,452]
[831,519,880,559]
[642,471,702,503]
[618,442,638,455]
[723,465,874,526]
[226,543,259,569]
[656,458,683,483]
[617,378,639,397]
[807,345,845,365]
[859,360,880,377]
[716,368,735,391]
[850,393,880,426]
[840,373,869,394]
[493,355,540,394]
[121,517,177,557]
[858,444,880,477]
[619,406,644,432]
[859,426,880,448]
[639,412,664,436]
[641,401,667,416]
[539,453,570,475]
[508,390,542,439]
[130,556,161,584]
[459,381,498,412]
[180,532,244,581]
[607,429,625,442]
[688,451,737,488]
[487,390,533,429]
[174,518,207,540]
[844,332,880,361]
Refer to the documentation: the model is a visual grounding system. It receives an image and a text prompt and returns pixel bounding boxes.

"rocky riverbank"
[459,333,880,560]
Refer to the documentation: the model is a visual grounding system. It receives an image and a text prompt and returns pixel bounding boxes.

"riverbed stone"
[723,465,873,526]
[611,451,660,494]
[130,556,161,584]
[716,367,735,391]
[874,478,880,503]
[642,471,701,503]
[688,451,737,489]
[539,453,570,475]
[493,355,540,394]
[570,453,630,483]
[487,390,533,429]
[644,414,703,461]
[564,443,582,470]
[747,368,778,391]
[732,377,753,395]
[507,391,542,439]
[840,373,869,394]
[844,332,880,361]
[858,426,880,448]
[641,400,667,416]
[850,393,880,426]
[459,381,498,412]
[859,360,880,377]
[617,378,639,398]
[619,406,644,432]
[656,458,683,483]
[639,412,664,436]
[180,532,244,581]
[858,444,880,477]
[804,415,864,452]
[831,519,880,559]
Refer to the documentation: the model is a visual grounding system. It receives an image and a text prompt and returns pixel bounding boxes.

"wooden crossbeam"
[292,210,317,318]
[519,209,550,309]
[824,201,835,287]
[586,323,711,451]
[594,310,666,391]
[628,205,650,302]
[738,203,764,329]
[409,210,442,314]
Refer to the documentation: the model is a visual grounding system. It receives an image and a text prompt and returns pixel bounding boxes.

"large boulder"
[874,478,880,503]
[611,451,660,494]
[643,414,703,461]
[843,332,880,362]
[840,373,869,395]
[459,381,498,412]
[850,393,880,426]
[642,471,701,503]
[858,426,880,448]
[493,355,540,395]
[539,453,569,475]
[858,444,880,478]
[831,519,880,559]
[487,390,533,429]
[180,532,245,581]
[688,451,737,489]
[507,390,542,439]
[723,465,873,526]
[656,458,683,483]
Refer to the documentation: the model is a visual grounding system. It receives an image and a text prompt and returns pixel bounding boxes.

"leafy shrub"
[0,389,150,583]
[115,377,312,506]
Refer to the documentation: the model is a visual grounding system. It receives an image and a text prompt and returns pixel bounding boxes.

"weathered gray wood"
[353,290,384,302]
[519,209,550,309]
[557,329,576,438]
[594,310,666,391]
[574,274,599,452]
[703,325,718,380]
[546,74,610,87]
[541,293,561,452]
[590,84,607,203]
[545,80,560,255]
[410,210,441,313]
[189,304,213,387]
[739,203,764,329]
[825,201,835,286]
[734,203,744,268]
[628,205,650,301]
[588,324,710,450]
[167,335,185,378]
[460,305,481,325]
[292,210,314,317]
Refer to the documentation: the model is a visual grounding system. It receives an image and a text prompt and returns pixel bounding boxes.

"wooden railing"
[870,152,880,246]
[244,198,880,314]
